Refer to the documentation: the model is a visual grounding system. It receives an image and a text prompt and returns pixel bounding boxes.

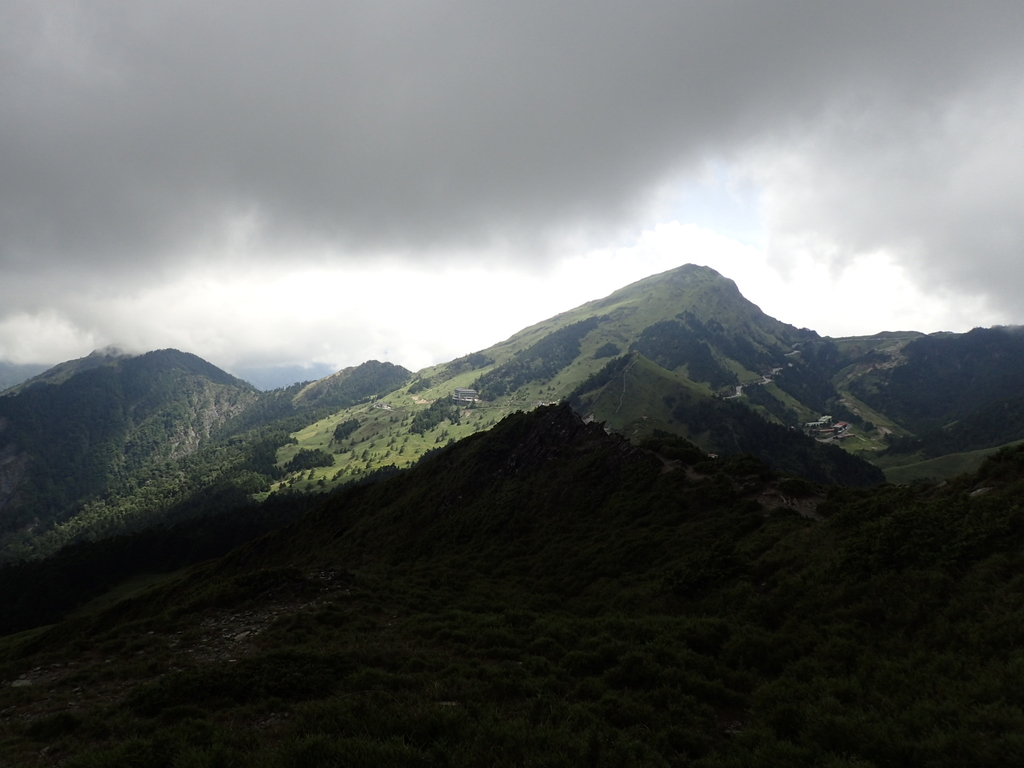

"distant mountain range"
[0,360,48,392]
[3,263,1024,562]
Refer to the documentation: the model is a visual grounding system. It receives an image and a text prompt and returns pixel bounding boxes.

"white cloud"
[0,217,1011,370]
[739,76,1024,318]
[0,312,98,364]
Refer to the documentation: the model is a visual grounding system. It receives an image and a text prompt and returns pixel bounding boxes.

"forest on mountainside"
[0,352,258,547]
[630,319,738,389]
[852,327,1024,432]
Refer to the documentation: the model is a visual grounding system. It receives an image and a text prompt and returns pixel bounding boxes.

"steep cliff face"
[124,375,259,464]
[166,381,257,459]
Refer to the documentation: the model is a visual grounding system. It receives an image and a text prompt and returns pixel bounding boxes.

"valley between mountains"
[2,264,1024,765]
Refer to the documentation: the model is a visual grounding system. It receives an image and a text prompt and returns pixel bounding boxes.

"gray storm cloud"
[2,1,1024,337]
[746,76,1024,311]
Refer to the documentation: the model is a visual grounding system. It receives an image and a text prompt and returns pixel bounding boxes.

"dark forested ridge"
[630,318,739,389]
[670,394,883,486]
[3,403,1024,766]
[842,326,1024,461]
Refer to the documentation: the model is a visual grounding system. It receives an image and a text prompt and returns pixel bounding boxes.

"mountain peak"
[88,344,134,359]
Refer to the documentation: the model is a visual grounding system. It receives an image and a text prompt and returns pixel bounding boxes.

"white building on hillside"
[452,388,479,404]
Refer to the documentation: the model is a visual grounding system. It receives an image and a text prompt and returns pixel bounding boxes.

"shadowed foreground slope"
[2,405,1024,767]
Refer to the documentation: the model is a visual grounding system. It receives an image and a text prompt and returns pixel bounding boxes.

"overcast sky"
[2,1,1022,375]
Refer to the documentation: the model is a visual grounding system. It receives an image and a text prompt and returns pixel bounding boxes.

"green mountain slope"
[785,326,1024,479]
[568,352,882,486]
[846,327,1024,460]
[4,405,1024,765]
[292,360,411,409]
[849,326,1024,430]
[266,265,883,491]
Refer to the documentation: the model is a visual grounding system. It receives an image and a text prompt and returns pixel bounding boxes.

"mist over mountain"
[228,362,339,392]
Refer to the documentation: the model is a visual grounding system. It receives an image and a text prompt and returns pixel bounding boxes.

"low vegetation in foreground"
[2,405,1024,766]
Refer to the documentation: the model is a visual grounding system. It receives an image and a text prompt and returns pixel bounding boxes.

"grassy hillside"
[2,405,1024,766]
[262,265,886,494]
[876,441,1024,484]
[567,353,881,486]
